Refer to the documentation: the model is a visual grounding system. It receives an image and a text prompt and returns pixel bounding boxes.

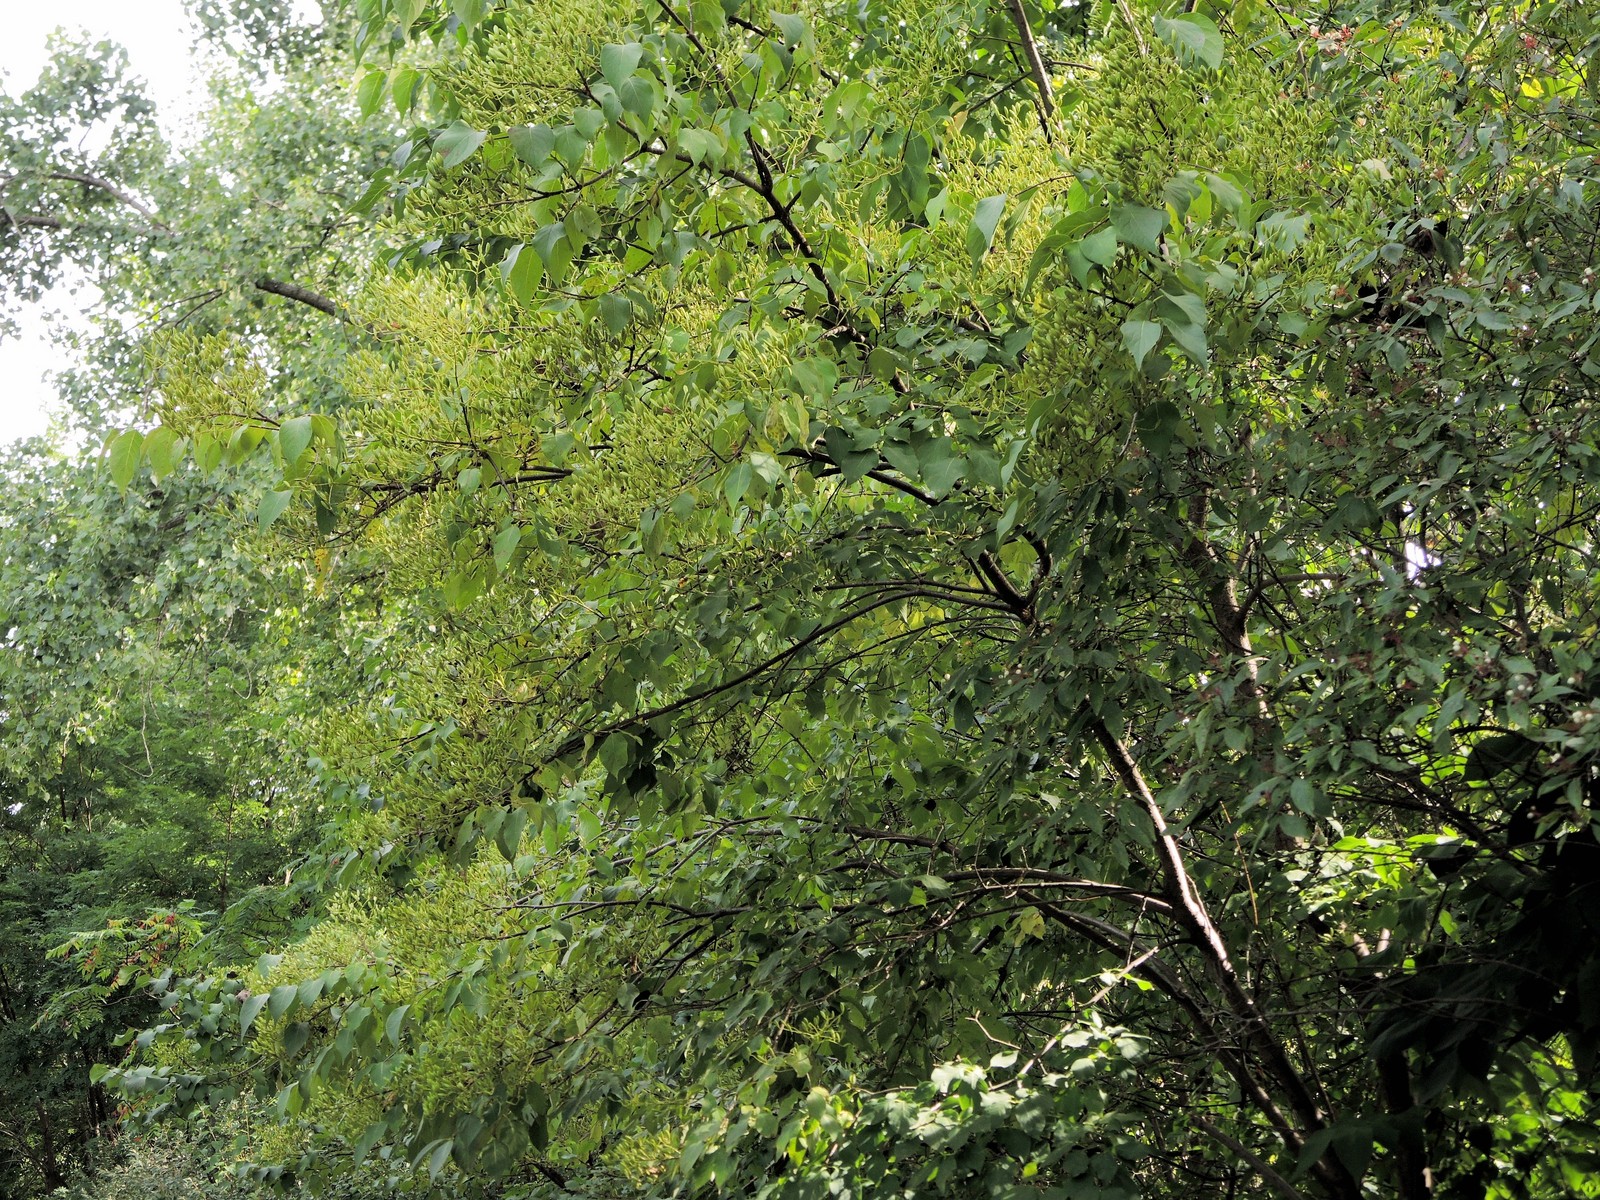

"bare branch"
[0,212,63,230]
[254,277,341,318]
[1190,1116,1312,1200]
[1004,0,1056,129]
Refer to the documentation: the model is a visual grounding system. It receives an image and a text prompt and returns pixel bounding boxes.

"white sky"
[0,0,201,444]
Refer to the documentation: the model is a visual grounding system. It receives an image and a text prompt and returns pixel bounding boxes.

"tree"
[0,2,389,442]
[97,0,1600,1197]
[0,4,397,1193]
[0,439,327,1196]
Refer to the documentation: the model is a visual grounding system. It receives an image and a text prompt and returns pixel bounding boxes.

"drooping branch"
[44,171,171,233]
[1190,1116,1313,1200]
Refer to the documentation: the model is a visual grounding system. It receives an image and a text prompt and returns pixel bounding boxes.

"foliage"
[0,441,324,1196]
[0,3,396,1193]
[17,0,1600,1197]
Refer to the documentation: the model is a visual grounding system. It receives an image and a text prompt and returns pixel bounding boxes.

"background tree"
[0,2,399,1193]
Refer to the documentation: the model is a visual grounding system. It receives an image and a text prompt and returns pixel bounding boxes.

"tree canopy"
[5,0,1600,1198]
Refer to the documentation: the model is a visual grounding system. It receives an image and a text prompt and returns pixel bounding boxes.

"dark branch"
[254,277,341,318]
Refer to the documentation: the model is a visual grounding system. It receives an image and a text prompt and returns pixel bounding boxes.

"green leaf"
[1289,778,1321,814]
[496,807,527,861]
[966,193,1007,267]
[618,75,656,118]
[598,731,632,777]
[598,293,632,333]
[107,429,144,489]
[240,992,269,1038]
[770,10,808,44]
[1077,226,1118,266]
[1121,320,1162,368]
[823,425,879,482]
[1153,13,1224,70]
[1111,205,1167,254]
[677,127,720,166]
[282,1022,310,1059]
[600,42,643,88]
[532,221,569,274]
[391,66,422,113]
[1135,399,1181,456]
[1162,171,1203,215]
[492,525,522,570]
[443,569,485,609]
[143,425,179,480]
[789,357,838,399]
[509,124,555,167]
[385,1004,410,1048]
[724,462,753,510]
[258,488,292,530]
[393,0,426,29]
[503,243,542,306]
[1163,320,1208,361]
[1156,290,1206,328]
[919,447,965,497]
[279,415,313,466]
[268,985,299,1019]
[427,1140,454,1182]
[435,121,487,169]
[1464,732,1536,782]
[1205,172,1246,214]
[1256,211,1311,251]
[357,69,387,118]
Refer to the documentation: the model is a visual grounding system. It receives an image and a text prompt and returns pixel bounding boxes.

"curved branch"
[44,171,171,232]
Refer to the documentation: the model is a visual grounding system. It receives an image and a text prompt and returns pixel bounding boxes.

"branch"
[786,444,1037,617]
[1004,0,1056,130]
[0,212,62,230]
[1181,490,1270,725]
[1089,718,1362,1200]
[1190,1116,1312,1200]
[1027,897,1304,1149]
[254,277,341,318]
[531,1160,572,1191]
[541,589,923,763]
[45,170,171,232]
